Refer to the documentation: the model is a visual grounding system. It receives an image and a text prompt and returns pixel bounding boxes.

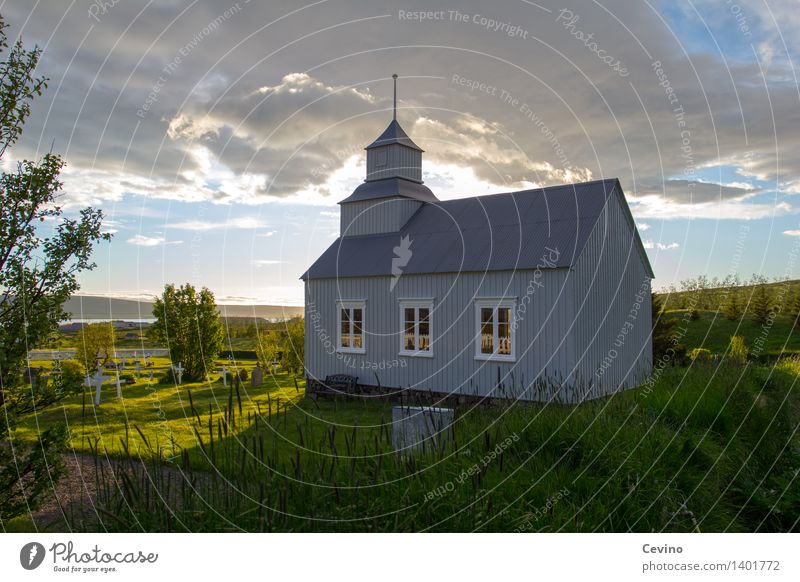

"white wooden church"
[302,82,653,402]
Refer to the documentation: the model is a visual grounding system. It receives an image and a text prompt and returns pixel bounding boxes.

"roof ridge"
[433,178,619,206]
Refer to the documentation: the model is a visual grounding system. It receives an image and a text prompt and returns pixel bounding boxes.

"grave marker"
[251,364,263,387]
[172,362,185,385]
[85,369,112,406]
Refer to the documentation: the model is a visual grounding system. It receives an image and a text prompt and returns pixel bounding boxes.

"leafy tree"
[0,16,108,522]
[74,322,115,373]
[281,317,304,374]
[750,281,773,326]
[150,283,224,381]
[255,330,281,372]
[722,286,742,321]
[652,293,681,362]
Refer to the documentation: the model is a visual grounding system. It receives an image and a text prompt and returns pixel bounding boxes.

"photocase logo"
[20,542,46,570]
[390,235,413,291]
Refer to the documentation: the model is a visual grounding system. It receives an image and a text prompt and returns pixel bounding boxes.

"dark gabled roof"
[365,120,423,151]
[303,179,655,280]
[339,177,438,204]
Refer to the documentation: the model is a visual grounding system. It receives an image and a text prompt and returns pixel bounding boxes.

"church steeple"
[364,74,424,183]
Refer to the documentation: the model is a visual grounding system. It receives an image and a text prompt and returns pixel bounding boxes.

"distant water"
[62,318,156,324]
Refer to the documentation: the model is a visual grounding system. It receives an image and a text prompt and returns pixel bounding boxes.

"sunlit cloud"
[127,234,183,247]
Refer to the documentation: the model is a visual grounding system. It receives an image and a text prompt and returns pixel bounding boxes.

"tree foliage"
[651,292,680,362]
[722,286,742,321]
[149,283,224,381]
[0,15,108,522]
[74,322,115,373]
[749,280,773,326]
[255,330,281,371]
[255,317,305,375]
[281,317,304,375]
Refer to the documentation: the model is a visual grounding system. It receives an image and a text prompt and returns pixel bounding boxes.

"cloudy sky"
[3,0,800,304]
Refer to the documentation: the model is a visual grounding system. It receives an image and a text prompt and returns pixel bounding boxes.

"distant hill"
[63,295,303,321]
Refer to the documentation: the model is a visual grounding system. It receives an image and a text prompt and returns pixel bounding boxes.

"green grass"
[14,358,797,533]
[663,311,800,357]
[13,358,304,460]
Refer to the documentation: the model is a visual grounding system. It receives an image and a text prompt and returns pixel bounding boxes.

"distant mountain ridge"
[63,295,303,320]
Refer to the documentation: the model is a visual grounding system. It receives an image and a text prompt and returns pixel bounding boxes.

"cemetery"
[8,342,799,533]
[1,7,798,540]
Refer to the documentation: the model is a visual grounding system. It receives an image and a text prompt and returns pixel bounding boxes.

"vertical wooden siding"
[305,269,576,401]
[340,197,421,236]
[572,187,653,399]
[366,144,422,182]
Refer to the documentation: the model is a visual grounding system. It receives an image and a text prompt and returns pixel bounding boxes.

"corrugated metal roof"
[339,177,438,204]
[364,120,423,151]
[304,178,654,279]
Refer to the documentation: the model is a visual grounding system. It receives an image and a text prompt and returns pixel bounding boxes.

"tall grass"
[65,361,799,532]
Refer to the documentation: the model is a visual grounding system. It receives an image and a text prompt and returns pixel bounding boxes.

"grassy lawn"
[663,311,800,357]
[11,358,796,532]
[13,358,305,460]
[10,339,800,532]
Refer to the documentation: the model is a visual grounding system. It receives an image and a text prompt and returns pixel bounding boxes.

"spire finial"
[392,73,398,120]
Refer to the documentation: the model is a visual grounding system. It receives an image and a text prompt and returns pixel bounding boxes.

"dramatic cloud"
[4,0,798,222]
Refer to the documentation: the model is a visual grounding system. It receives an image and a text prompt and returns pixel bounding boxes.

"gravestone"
[250,364,263,387]
[134,360,141,379]
[392,406,454,454]
[115,371,122,398]
[85,369,112,406]
[220,366,229,388]
[172,362,185,385]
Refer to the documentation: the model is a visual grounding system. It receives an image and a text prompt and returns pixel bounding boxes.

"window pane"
[480,307,494,354]
[418,319,430,351]
[340,322,350,348]
[404,307,415,323]
[419,308,429,322]
[498,308,511,355]
[498,307,510,324]
[353,314,363,348]
[404,318,415,350]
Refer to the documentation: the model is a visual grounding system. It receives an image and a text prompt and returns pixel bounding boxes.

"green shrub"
[688,347,712,362]
[729,335,748,363]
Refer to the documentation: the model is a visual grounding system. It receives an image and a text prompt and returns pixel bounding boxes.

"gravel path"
[30,452,197,531]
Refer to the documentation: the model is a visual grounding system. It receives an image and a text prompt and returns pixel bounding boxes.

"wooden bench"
[311,374,358,397]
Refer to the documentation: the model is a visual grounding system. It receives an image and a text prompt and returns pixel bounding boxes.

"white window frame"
[399,299,434,358]
[337,300,366,354]
[474,298,516,362]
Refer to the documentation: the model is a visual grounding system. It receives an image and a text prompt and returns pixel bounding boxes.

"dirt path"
[30,452,199,531]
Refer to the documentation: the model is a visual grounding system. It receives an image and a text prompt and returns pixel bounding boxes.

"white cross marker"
[172,362,185,385]
[84,368,112,406]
